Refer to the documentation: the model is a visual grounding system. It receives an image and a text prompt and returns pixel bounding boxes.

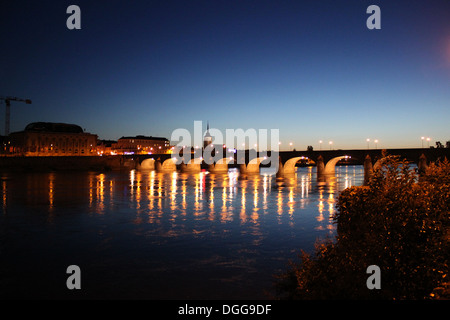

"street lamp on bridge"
[329,141,333,150]
[319,140,322,150]
[366,138,370,149]
[420,137,431,148]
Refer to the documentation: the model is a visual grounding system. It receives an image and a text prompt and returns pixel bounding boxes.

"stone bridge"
[128,148,450,179]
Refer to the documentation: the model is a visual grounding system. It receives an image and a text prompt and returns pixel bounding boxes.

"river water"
[0,165,364,299]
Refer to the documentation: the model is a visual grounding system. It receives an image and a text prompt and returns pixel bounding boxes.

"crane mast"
[0,96,32,136]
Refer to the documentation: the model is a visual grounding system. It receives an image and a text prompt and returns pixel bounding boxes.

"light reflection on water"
[0,165,364,299]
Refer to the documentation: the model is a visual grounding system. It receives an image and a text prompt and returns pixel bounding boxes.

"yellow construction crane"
[0,96,32,136]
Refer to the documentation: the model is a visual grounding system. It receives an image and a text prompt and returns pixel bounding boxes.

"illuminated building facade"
[8,122,97,156]
[96,139,116,155]
[112,135,171,154]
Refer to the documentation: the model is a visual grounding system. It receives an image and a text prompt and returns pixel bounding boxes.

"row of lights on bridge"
[421,136,432,148]
[318,140,333,150]
[190,140,381,151]
[182,137,432,151]
[366,138,379,149]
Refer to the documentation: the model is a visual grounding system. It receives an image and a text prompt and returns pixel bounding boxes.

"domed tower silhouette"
[203,121,212,149]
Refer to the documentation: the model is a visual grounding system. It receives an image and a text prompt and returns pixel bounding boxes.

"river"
[0,165,364,299]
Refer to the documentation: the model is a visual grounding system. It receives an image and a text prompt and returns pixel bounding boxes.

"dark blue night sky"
[1,0,449,149]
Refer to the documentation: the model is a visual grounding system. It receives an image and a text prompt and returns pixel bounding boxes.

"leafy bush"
[275,156,449,299]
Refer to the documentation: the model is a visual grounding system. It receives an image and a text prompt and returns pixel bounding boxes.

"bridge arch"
[181,157,202,173]
[283,156,310,174]
[140,158,155,170]
[322,156,350,175]
[209,157,233,173]
[370,153,428,176]
[156,158,177,172]
[240,157,266,174]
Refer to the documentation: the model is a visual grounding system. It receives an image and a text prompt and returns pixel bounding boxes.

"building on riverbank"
[112,135,171,154]
[8,122,98,156]
[96,139,117,155]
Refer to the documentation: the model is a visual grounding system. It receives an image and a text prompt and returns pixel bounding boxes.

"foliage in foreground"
[275,156,449,299]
